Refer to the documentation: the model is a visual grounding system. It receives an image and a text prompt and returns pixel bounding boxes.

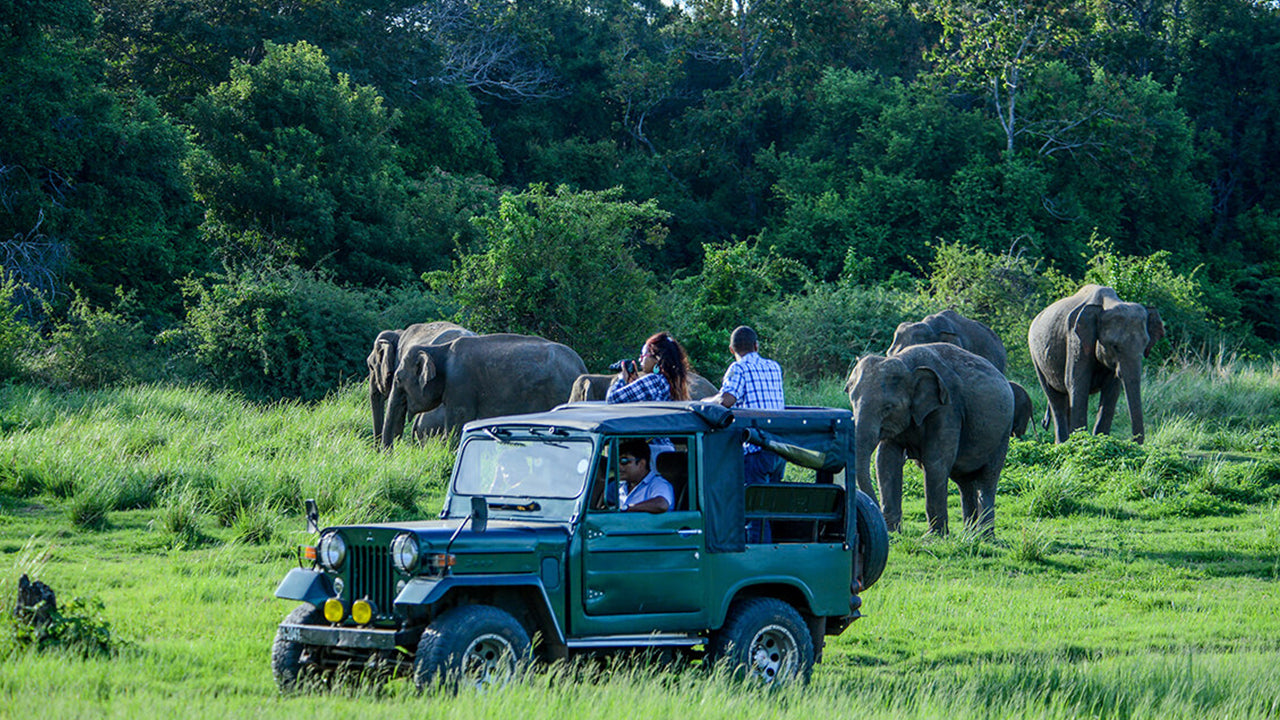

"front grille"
[348,543,395,618]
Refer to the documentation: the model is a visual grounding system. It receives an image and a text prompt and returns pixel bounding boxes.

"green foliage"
[762,282,916,381]
[1082,235,1215,354]
[25,289,155,389]
[922,240,1059,370]
[171,266,380,402]
[664,240,810,372]
[186,41,430,285]
[0,270,36,381]
[3,593,117,660]
[438,184,670,369]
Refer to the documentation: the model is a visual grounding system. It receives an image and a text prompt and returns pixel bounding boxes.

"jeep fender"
[274,568,334,607]
[395,574,565,645]
[714,577,820,628]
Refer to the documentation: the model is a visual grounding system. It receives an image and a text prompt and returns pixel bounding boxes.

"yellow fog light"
[352,598,375,625]
[323,597,345,623]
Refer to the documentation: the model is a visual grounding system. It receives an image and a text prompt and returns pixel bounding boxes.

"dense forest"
[2,0,1278,400]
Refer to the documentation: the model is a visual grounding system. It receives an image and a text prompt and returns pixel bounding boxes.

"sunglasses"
[618,457,643,466]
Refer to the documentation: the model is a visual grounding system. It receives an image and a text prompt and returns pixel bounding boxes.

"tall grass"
[3,361,1280,717]
[0,382,454,534]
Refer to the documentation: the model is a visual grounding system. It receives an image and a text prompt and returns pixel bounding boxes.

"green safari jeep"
[272,401,889,689]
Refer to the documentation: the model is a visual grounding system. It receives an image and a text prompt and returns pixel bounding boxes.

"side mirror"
[304,498,319,534]
[470,495,489,533]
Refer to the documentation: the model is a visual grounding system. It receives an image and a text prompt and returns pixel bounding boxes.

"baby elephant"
[847,343,1013,537]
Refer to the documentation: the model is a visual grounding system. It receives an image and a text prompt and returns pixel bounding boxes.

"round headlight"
[318,531,346,571]
[391,533,420,573]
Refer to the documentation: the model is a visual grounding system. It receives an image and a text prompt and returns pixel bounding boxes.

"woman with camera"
[605,332,692,403]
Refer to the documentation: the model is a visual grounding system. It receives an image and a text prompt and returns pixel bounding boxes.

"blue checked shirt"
[720,352,785,452]
[606,372,672,404]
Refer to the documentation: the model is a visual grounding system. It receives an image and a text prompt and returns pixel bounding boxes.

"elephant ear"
[910,366,949,426]
[1067,302,1102,358]
[368,331,399,395]
[414,346,438,385]
[1144,306,1165,357]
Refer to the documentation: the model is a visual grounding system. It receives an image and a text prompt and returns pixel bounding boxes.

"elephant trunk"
[370,382,387,444]
[381,389,409,449]
[1122,362,1145,444]
[854,417,880,502]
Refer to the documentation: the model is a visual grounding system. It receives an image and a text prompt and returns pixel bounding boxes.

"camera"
[609,359,637,375]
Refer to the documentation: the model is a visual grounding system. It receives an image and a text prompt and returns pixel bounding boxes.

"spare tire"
[854,490,889,591]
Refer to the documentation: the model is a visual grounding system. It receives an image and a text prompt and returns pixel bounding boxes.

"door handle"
[676,528,703,537]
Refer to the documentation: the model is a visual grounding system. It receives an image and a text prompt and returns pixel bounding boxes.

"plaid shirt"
[606,372,672,404]
[721,352,784,452]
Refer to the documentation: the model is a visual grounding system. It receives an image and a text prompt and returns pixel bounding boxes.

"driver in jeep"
[618,438,674,514]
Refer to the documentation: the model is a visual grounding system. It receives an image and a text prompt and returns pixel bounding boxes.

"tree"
[434,184,669,369]
[919,0,1087,154]
[2,0,205,318]
[185,41,431,284]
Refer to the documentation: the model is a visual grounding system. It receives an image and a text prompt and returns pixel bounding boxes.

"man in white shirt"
[617,438,674,514]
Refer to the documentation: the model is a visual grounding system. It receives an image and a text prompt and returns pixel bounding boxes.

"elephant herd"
[847,284,1164,538]
[368,284,1164,540]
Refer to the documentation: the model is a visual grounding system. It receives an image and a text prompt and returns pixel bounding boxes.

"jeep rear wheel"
[710,597,814,685]
[413,604,531,691]
[272,603,325,692]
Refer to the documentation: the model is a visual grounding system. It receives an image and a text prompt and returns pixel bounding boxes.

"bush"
[923,240,1058,372]
[762,282,916,381]
[26,289,155,389]
[436,184,670,370]
[1025,469,1082,519]
[0,270,36,382]
[172,265,379,401]
[663,240,810,372]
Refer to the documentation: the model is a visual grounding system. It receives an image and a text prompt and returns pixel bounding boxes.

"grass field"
[2,359,1280,718]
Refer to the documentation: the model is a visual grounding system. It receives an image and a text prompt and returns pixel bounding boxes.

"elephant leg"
[957,480,978,530]
[411,407,449,443]
[973,475,998,539]
[1035,365,1070,443]
[920,458,954,537]
[875,442,907,532]
[1093,375,1121,437]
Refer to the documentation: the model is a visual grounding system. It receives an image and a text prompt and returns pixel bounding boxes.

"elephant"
[846,343,1013,537]
[368,321,476,445]
[1028,285,1164,444]
[1009,381,1034,439]
[567,372,719,402]
[381,333,588,448]
[887,309,1034,438]
[888,309,1008,373]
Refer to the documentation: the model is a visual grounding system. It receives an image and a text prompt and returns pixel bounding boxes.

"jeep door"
[576,437,708,631]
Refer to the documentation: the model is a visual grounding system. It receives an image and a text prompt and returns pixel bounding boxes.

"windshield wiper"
[488,501,541,512]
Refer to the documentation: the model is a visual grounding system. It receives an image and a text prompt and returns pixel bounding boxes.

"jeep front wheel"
[413,604,531,691]
[272,603,325,692]
[710,597,814,685]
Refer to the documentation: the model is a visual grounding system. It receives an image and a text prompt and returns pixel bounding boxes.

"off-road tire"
[413,604,531,692]
[709,597,815,685]
[855,489,889,590]
[272,603,325,692]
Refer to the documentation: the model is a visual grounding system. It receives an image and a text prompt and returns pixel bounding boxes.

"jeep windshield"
[448,434,595,521]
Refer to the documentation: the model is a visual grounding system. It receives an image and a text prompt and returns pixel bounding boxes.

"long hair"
[645,332,691,400]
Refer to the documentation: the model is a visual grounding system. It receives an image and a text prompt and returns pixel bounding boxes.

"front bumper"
[277,623,404,650]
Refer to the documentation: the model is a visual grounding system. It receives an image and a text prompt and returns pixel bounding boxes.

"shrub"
[172,265,378,401]
[436,184,670,370]
[26,289,155,389]
[922,240,1057,371]
[0,269,36,382]
[663,240,810,372]
[3,593,118,659]
[762,282,916,381]
[1025,469,1082,519]
[66,479,116,530]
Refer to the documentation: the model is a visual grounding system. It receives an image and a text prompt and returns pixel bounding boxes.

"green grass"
[3,367,1280,718]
